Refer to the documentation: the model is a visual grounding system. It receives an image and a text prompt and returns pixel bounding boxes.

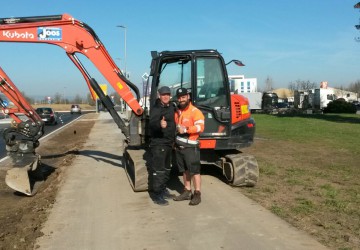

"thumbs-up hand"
[160,116,167,128]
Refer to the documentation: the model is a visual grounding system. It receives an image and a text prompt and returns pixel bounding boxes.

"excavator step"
[123,149,149,192]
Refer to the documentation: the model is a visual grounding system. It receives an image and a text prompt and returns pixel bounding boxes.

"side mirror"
[225,59,245,66]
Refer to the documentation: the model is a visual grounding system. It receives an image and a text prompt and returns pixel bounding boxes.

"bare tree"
[54,92,62,104]
[264,76,273,92]
[86,93,95,106]
[348,80,360,99]
[288,79,316,91]
[73,94,83,104]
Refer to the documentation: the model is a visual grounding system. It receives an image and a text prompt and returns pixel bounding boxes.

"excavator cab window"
[157,58,191,102]
[195,57,228,108]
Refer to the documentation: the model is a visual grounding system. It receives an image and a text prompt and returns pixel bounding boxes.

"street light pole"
[116,25,127,78]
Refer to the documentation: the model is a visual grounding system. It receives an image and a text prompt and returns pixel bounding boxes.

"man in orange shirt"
[173,88,205,206]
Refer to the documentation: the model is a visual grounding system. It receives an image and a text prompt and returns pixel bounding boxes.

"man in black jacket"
[149,86,176,206]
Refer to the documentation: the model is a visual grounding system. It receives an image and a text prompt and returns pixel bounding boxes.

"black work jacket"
[149,99,176,146]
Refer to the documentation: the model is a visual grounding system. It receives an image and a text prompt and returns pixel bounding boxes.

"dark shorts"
[175,146,201,175]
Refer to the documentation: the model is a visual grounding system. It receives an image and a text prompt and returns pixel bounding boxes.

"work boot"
[152,193,169,206]
[189,190,201,206]
[173,189,192,201]
[161,189,176,199]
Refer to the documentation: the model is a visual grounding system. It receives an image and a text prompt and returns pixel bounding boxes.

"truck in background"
[227,75,281,113]
[313,88,337,109]
[239,92,279,113]
[239,92,262,111]
[294,87,359,110]
[294,88,337,110]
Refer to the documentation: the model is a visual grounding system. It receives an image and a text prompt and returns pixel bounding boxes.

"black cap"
[158,86,171,95]
[176,88,189,97]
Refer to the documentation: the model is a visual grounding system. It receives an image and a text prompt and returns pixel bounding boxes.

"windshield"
[157,60,191,98]
[155,56,228,108]
[36,108,52,114]
[195,57,228,108]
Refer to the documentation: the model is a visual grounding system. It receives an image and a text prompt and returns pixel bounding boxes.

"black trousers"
[150,145,173,193]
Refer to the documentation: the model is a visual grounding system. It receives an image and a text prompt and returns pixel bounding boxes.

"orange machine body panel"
[230,94,251,124]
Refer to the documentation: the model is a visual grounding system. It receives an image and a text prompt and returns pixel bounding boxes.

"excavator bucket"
[5,154,43,196]
[123,148,149,192]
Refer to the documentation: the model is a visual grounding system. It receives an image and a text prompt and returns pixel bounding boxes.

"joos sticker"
[38,27,62,41]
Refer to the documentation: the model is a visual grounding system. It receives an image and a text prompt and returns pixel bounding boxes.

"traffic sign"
[90,84,108,100]
[2,100,9,107]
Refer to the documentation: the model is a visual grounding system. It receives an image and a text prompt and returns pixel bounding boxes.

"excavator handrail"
[0,13,143,116]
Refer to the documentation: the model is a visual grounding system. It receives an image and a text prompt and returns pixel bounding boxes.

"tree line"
[21,92,96,106]
[21,91,125,106]
[262,76,360,98]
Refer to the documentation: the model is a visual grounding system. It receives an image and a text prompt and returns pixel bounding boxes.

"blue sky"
[1,0,360,99]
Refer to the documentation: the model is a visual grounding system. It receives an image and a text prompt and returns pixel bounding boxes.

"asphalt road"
[34,112,329,250]
[0,112,88,159]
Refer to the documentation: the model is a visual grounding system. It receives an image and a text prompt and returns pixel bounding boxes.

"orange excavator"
[0,14,259,196]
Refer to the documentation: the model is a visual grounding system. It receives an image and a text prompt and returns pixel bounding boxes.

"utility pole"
[116,25,127,77]
[355,2,360,41]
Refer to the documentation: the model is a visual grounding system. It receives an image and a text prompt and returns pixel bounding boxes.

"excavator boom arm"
[0,14,146,196]
[0,14,143,116]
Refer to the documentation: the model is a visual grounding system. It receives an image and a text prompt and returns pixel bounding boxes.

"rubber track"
[225,153,259,187]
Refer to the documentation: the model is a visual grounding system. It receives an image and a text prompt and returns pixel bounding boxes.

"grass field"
[240,113,360,250]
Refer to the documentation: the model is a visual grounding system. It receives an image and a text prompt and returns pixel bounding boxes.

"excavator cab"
[148,50,258,187]
[149,50,255,147]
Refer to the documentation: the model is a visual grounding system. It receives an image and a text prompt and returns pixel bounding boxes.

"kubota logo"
[2,31,35,39]
[38,27,62,40]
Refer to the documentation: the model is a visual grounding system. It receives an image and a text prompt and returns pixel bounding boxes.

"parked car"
[276,102,290,109]
[0,111,7,119]
[276,102,291,114]
[35,107,58,125]
[70,104,81,114]
[351,101,360,110]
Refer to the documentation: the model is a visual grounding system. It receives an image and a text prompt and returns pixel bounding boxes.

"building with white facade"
[228,75,257,93]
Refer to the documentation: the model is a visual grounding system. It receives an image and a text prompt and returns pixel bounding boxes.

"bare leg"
[183,170,191,190]
[192,174,201,191]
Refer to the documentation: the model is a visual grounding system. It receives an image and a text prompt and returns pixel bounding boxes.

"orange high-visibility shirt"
[175,102,205,141]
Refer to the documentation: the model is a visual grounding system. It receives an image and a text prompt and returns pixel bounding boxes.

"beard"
[178,99,190,110]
